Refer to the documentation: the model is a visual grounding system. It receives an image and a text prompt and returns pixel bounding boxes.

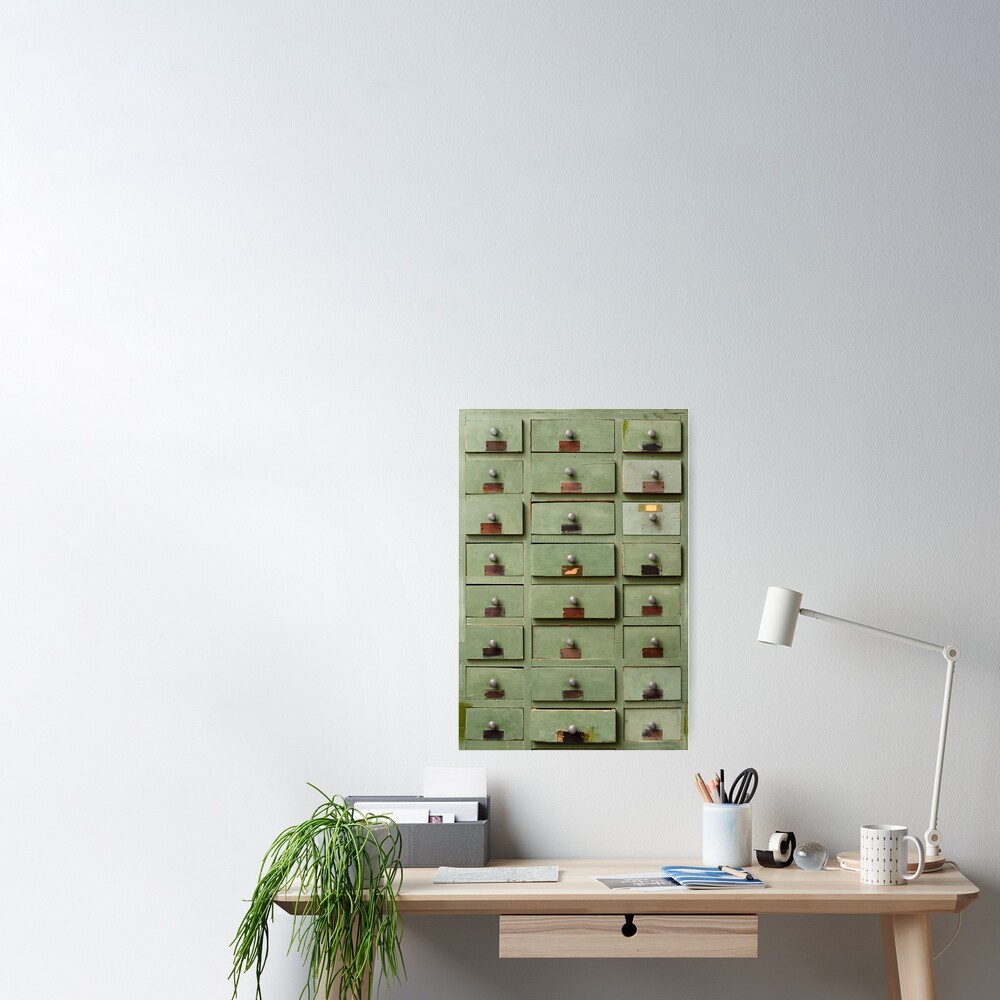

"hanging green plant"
[230,785,405,1000]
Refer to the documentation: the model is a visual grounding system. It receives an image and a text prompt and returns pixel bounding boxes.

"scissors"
[728,768,758,805]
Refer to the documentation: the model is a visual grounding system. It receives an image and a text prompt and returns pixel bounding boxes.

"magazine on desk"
[660,865,767,888]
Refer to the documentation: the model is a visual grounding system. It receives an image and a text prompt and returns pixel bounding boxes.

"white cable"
[932,861,964,961]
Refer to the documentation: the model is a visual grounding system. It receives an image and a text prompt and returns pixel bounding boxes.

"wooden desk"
[276,858,979,1000]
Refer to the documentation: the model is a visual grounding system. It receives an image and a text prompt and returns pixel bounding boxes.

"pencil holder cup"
[702,804,752,867]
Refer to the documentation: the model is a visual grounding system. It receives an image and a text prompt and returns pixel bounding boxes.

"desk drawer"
[499,914,757,958]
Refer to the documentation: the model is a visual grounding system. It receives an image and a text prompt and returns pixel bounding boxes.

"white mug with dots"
[860,824,925,886]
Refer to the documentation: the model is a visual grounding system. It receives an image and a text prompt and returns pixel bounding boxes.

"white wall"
[2,3,997,997]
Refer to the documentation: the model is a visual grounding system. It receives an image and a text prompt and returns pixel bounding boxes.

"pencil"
[694,773,713,803]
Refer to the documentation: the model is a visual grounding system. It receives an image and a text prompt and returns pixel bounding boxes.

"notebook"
[660,865,767,889]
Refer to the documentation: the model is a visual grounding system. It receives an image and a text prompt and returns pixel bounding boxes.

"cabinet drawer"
[465,667,524,702]
[532,584,616,620]
[531,666,615,703]
[624,706,685,743]
[463,497,524,536]
[531,418,615,453]
[621,542,682,577]
[622,458,682,495]
[464,415,523,454]
[499,914,756,958]
[530,708,617,744]
[465,625,524,661]
[531,458,616,494]
[464,585,524,620]
[623,584,681,620]
[532,625,615,662]
[623,625,682,660]
[532,501,615,536]
[466,543,524,578]
[531,542,616,578]
[464,460,523,495]
[623,666,682,702]
[621,418,683,454]
[465,707,524,742]
[621,501,681,536]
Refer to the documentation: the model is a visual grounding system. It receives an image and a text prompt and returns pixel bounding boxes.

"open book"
[660,865,766,889]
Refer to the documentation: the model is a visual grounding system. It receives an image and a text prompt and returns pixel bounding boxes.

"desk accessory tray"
[347,795,490,868]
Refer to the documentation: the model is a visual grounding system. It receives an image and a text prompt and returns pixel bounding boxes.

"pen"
[719,866,753,880]
[719,768,727,804]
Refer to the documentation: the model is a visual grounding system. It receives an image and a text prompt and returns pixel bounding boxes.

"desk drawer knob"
[490,596,501,607]
[568,677,579,688]
[565,638,576,648]
[566,511,577,522]
[647,595,658,606]
[488,639,499,649]
[489,427,500,437]
[567,724,578,735]
[647,552,658,562]
[488,678,499,689]
[647,429,657,439]
[566,553,576,564]
[648,512,658,522]
[488,468,499,478]
[650,636,660,647]
[488,552,499,563]
[487,512,498,522]
[564,466,575,477]
[487,720,498,730]
[569,595,579,606]
[649,469,660,479]
[565,429,575,440]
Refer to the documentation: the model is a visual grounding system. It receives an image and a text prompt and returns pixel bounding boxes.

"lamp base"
[836,849,947,873]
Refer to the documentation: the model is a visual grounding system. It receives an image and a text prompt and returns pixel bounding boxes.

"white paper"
[423,766,488,798]
[356,807,429,824]
[433,866,559,883]
[353,800,480,822]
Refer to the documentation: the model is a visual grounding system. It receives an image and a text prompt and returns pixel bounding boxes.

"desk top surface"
[274,858,979,917]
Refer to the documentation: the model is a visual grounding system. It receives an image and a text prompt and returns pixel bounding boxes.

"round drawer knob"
[488,552,499,563]
[569,595,579,606]
[647,595,658,605]
[487,512,498,522]
[648,512,658,522]
[567,724,578,735]
[490,596,501,607]
[568,677,579,688]
[488,468,499,478]
[489,427,500,437]
[488,639,499,649]
[565,638,576,648]
[647,428,657,439]
[647,552,658,562]
[488,720,498,730]
[488,678,498,689]
[650,636,660,647]
[564,466,574,477]
[565,553,576,564]
[565,429,575,440]
[649,469,660,479]
[648,681,658,691]
[567,512,577,522]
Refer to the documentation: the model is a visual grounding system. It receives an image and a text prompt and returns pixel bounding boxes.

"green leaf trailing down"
[230,786,405,1000]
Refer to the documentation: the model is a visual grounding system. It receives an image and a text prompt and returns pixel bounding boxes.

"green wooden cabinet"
[459,410,688,750]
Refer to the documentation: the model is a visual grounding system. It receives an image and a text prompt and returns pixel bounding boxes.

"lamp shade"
[757,587,803,646]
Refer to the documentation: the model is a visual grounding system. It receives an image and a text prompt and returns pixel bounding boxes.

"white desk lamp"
[757,586,959,864]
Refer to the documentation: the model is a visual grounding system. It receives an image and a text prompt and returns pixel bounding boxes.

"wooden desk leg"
[882,914,935,1000]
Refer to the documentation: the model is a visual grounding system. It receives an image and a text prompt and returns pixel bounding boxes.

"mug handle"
[902,834,925,881]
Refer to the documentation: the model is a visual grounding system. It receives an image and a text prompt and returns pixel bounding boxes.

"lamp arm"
[800,606,959,860]
[926,646,959,859]
[799,607,945,653]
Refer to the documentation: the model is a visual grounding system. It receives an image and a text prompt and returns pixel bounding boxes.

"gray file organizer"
[347,795,490,868]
